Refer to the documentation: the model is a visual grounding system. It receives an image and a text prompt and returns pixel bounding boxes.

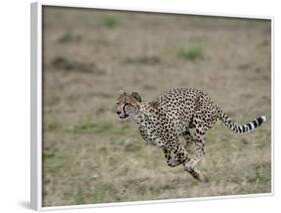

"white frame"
[31,1,274,211]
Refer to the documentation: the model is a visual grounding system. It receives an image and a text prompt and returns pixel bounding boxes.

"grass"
[46,122,62,131]
[42,118,271,206]
[45,96,60,106]
[42,8,271,207]
[124,56,161,65]
[177,46,203,61]
[58,32,82,43]
[93,187,108,203]
[44,119,135,136]
[42,152,55,163]
[98,15,118,28]
[75,184,86,205]
[73,120,133,135]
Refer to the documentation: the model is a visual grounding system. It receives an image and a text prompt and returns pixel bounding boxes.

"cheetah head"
[115,90,142,120]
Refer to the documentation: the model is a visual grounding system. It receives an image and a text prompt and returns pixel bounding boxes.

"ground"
[42,7,271,207]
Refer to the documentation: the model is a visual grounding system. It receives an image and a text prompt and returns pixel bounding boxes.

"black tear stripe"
[257,117,263,125]
[246,123,252,131]
[122,103,129,115]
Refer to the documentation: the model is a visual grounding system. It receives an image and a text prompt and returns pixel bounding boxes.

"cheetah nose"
[116,111,121,115]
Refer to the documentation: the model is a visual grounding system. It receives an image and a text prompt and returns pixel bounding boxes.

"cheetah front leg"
[183,125,207,182]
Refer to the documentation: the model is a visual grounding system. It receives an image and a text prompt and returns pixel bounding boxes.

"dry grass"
[42,7,271,207]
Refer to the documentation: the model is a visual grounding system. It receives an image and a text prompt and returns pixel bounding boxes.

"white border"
[41,193,273,212]
[37,0,273,20]
[31,2,42,211]
[31,1,274,211]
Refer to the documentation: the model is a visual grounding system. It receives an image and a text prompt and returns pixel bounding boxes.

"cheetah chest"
[138,122,163,147]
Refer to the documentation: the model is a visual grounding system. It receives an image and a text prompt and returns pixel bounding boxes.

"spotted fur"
[115,88,266,181]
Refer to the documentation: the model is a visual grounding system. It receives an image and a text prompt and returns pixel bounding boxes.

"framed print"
[31,1,273,211]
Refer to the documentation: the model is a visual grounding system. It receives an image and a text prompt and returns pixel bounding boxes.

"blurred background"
[42,6,271,207]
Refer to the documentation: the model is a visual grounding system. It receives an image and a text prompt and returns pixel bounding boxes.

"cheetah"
[114,88,266,181]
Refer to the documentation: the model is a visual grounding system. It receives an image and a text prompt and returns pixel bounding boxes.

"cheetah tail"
[218,109,266,134]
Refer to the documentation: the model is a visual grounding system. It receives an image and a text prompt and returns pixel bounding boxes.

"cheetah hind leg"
[183,125,209,182]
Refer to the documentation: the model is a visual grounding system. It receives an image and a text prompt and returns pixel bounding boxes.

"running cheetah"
[114,88,266,181]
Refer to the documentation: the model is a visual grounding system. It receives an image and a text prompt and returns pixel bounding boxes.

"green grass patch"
[46,122,62,131]
[98,15,118,28]
[177,46,203,61]
[58,32,82,43]
[74,122,113,133]
[73,121,132,135]
[75,184,86,205]
[42,152,55,162]
[45,96,60,106]
[253,162,271,183]
[93,187,108,203]
[43,151,71,174]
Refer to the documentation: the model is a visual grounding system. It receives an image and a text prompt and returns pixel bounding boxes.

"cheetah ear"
[131,92,142,102]
[120,90,126,95]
